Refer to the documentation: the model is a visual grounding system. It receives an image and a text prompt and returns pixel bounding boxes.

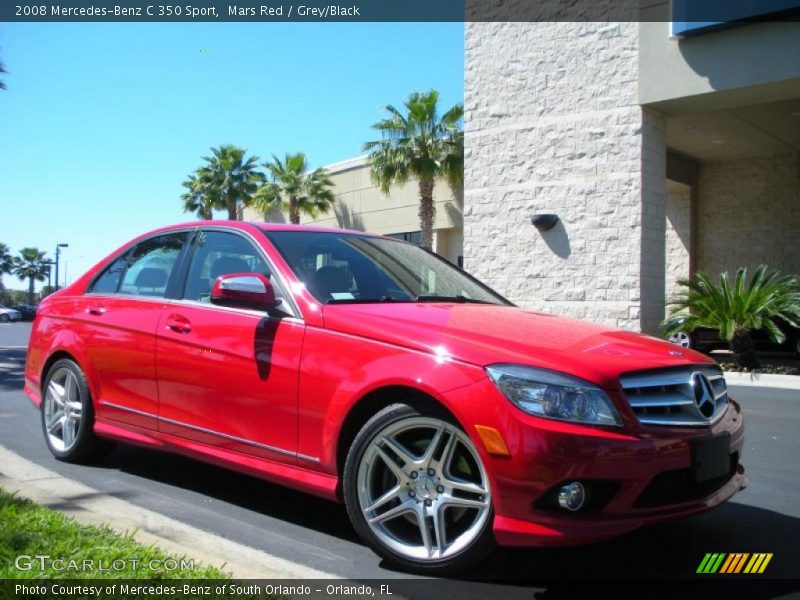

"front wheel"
[41,359,112,463]
[0,314,8,323]
[343,404,495,574]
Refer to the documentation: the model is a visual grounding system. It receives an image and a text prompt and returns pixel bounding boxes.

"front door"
[156,229,303,463]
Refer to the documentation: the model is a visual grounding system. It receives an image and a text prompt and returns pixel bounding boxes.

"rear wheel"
[343,404,494,574]
[41,359,112,463]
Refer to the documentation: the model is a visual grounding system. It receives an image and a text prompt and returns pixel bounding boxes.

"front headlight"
[486,364,622,427]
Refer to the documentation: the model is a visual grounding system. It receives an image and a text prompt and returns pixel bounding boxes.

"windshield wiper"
[414,294,497,305]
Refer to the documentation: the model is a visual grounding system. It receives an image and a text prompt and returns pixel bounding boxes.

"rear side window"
[118,233,187,297]
[90,255,128,294]
[89,232,188,297]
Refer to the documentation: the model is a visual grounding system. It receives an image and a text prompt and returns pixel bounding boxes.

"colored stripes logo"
[697,553,773,574]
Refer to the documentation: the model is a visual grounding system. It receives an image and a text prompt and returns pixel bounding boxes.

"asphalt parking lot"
[1,321,798,594]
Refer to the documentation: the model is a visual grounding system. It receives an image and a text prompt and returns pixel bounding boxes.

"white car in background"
[0,305,22,323]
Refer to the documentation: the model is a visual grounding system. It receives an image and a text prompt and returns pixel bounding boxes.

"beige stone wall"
[464,22,667,332]
[665,181,692,302]
[696,154,800,278]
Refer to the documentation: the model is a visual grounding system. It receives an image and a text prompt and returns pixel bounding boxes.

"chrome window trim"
[167,297,304,325]
[99,400,319,462]
[83,225,303,320]
[80,293,170,305]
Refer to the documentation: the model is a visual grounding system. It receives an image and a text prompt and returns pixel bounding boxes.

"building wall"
[243,157,465,264]
[639,19,800,114]
[464,22,667,332]
[665,181,692,301]
[696,153,800,278]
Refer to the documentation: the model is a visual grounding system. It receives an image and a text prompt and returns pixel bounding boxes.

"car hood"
[321,303,714,387]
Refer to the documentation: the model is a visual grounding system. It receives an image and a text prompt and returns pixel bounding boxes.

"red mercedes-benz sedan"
[24,221,747,573]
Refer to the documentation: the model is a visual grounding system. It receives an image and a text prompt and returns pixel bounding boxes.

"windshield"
[265,231,511,306]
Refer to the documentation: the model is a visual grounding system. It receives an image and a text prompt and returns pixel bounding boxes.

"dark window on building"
[386,231,422,246]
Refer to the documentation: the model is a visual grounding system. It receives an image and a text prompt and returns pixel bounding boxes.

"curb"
[0,444,338,580]
[723,371,800,390]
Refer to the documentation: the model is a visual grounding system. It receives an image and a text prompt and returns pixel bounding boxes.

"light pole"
[54,243,69,290]
[41,260,54,296]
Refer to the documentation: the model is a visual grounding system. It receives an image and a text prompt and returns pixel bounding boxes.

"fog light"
[557,482,586,511]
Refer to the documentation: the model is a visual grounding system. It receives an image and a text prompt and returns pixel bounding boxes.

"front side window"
[117,233,187,297]
[182,230,285,306]
[265,231,510,306]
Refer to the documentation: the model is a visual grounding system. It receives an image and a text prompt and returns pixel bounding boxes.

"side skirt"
[93,419,340,502]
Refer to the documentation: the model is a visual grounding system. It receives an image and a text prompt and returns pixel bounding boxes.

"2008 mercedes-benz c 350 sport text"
[24,222,747,573]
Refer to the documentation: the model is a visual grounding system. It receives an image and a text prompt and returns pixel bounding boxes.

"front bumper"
[445,378,747,548]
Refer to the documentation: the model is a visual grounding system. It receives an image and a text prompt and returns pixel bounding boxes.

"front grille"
[619,365,728,426]
[634,453,739,508]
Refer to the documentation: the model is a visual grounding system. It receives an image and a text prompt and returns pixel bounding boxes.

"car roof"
[147,220,380,238]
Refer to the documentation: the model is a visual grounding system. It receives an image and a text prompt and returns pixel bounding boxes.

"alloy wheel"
[669,331,692,348]
[43,367,83,453]
[356,416,491,561]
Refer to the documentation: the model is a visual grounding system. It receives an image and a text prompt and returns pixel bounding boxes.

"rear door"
[81,231,191,430]
[155,228,304,463]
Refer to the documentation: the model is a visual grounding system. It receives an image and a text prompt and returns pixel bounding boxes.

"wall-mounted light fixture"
[531,214,559,232]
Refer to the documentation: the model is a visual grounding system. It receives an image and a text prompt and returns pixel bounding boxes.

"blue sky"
[0,23,464,289]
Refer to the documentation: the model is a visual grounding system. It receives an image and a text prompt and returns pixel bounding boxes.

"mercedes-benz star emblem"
[691,372,715,418]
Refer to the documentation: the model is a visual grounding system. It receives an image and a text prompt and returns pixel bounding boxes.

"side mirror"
[211,273,277,310]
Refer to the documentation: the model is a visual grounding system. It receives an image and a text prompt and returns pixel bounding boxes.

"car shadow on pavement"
[99,444,361,543]
[98,442,800,583]
[460,501,800,582]
[0,348,26,392]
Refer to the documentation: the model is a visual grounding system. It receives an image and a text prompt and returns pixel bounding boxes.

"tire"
[343,403,495,574]
[0,314,8,323]
[41,358,113,463]
[668,330,694,349]
[795,338,800,358]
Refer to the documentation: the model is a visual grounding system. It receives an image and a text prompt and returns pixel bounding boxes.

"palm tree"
[181,145,263,220]
[255,153,336,225]
[180,173,215,220]
[664,266,800,369]
[0,59,6,90]
[13,248,49,305]
[364,90,464,250]
[0,243,14,290]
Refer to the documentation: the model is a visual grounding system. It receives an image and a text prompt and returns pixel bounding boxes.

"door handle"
[165,314,192,334]
[85,305,106,316]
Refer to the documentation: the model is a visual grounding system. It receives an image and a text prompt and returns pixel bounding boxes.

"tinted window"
[90,255,128,294]
[266,231,509,305]
[118,233,187,297]
[183,231,281,305]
